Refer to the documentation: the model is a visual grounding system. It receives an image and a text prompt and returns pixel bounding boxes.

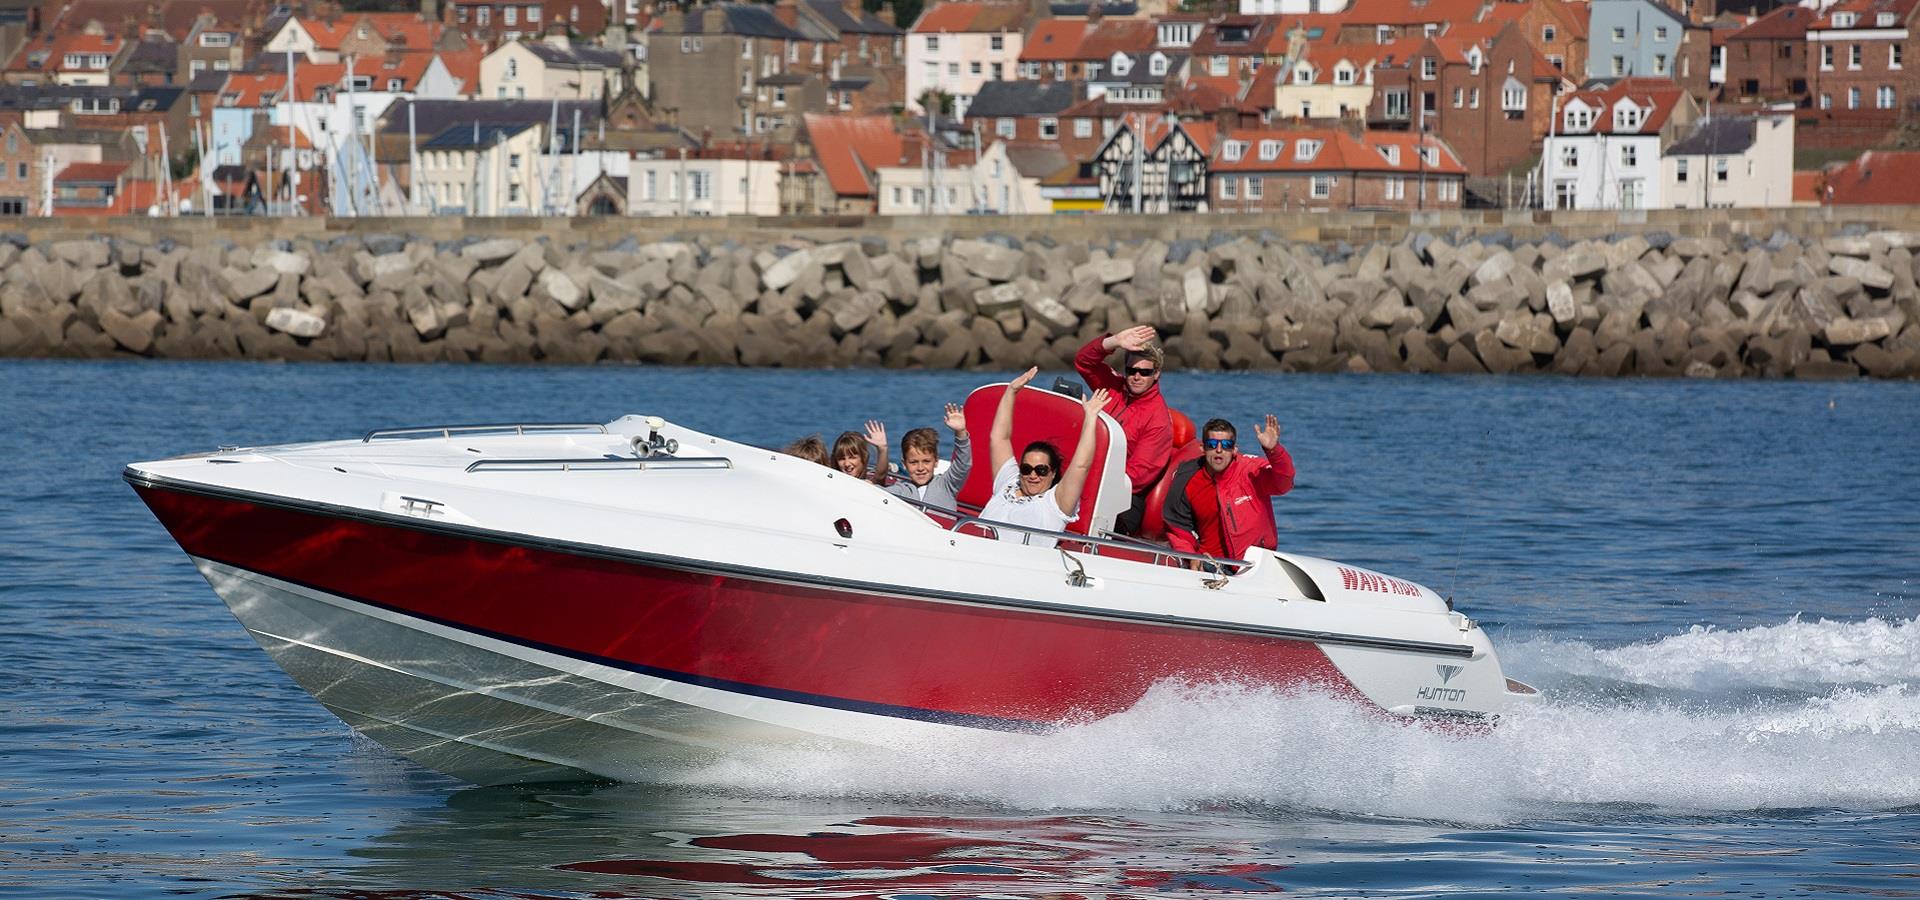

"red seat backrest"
[955,384,1113,536]
[1168,408,1196,450]
[1137,439,1202,541]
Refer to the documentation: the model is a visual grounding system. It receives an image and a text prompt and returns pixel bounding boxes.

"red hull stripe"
[130,475,1367,727]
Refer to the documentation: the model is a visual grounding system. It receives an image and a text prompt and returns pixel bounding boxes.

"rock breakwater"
[1,228,1917,378]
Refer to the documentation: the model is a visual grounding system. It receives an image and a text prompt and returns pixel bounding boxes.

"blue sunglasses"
[1203,437,1235,450]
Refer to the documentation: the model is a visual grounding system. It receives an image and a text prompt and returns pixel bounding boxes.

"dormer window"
[1223,140,1245,161]
[1295,139,1321,160]
[1294,63,1313,83]
[1614,102,1642,131]
[1834,12,1856,26]
[1258,139,1280,160]
[1113,53,1132,76]
[1378,144,1400,164]
[1334,63,1355,84]
[1149,53,1167,76]
[1565,105,1592,131]
[1421,146,1440,167]
[201,32,232,47]
[1879,12,1896,26]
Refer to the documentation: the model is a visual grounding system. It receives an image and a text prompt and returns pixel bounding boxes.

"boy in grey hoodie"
[884,403,971,511]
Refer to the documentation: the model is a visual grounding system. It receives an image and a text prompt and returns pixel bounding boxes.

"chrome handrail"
[464,456,732,473]
[890,494,1251,576]
[363,423,610,442]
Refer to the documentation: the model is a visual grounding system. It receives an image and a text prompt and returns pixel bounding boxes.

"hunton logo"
[1436,664,1463,685]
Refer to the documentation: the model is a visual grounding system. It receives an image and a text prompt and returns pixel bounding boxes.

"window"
[1150,55,1167,76]
[1423,90,1437,114]
[1421,56,1437,79]
[1295,63,1313,83]
[1210,55,1227,76]
[1880,85,1896,108]
[1074,118,1091,138]
[508,182,521,204]
[1547,54,1563,71]
[1715,158,1728,182]
[1542,25,1556,43]
[1822,45,1834,70]
[527,5,539,21]
[990,35,1003,52]
[891,186,902,205]
[1257,139,1280,160]
[201,32,232,47]
[1039,117,1057,139]
[1310,174,1332,198]
[1424,23,1439,36]
[644,170,656,200]
[1559,144,1579,168]
[213,59,231,71]
[1503,84,1525,111]
[1614,103,1641,131]
[1385,177,1403,200]
[1223,140,1244,161]
[1676,158,1688,182]
[690,170,711,200]
[1220,176,1236,199]
[1384,88,1409,119]
[970,61,981,75]
[1820,92,1832,109]
[1470,88,1480,108]
[1834,12,1856,26]
[1618,179,1641,209]
[992,62,1003,79]
[925,35,939,52]
[387,78,403,91]
[1295,139,1321,160]
[791,42,801,63]
[504,5,516,24]
[948,62,959,75]
[1850,86,1860,107]
[1879,12,1896,26]
[1654,27,1668,41]
[1611,26,1625,41]
[1245,176,1261,199]
[1611,55,1624,76]
[1300,101,1313,117]
[1621,144,1637,167]
[1334,64,1354,85]
[1377,24,1393,43]
[1851,43,1863,69]
[1894,45,1904,68]
[774,86,786,107]
[1452,87,1463,107]
[477,5,488,24]
[1654,53,1667,74]
[996,118,1014,138]
[1378,144,1400,164]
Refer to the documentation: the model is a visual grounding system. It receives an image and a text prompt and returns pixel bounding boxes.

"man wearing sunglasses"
[1074,324,1174,535]
[1161,415,1295,566]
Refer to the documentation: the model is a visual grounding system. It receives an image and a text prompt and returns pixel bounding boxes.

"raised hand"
[1114,325,1158,353]
[1009,366,1039,391]
[1083,388,1112,418]
[1255,414,1282,450]
[863,419,887,448]
[943,402,967,433]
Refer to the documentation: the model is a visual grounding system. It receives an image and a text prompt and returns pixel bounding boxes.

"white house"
[626,150,783,216]
[414,121,550,215]
[905,2,1027,117]
[478,38,625,101]
[1240,0,1350,13]
[1540,78,1698,210]
[1660,112,1795,209]
[873,140,1044,214]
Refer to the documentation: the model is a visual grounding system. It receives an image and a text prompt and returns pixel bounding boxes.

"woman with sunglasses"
[979,366,1112,545]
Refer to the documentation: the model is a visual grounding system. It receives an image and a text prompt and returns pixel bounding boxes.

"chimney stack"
[774,0,797,28]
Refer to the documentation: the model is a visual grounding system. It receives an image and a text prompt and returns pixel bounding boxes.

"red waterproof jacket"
[1162,444,1296,559]
[1074,335,1173,493]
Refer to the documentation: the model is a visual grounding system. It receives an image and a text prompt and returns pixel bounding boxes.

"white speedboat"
[127,381,1536,785]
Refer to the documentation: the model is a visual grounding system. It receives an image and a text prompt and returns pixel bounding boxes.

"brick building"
[1207,126,1467,211]
[1365,21,1535,177]
[1722,5,1811,103]
[1806,0,1919,122]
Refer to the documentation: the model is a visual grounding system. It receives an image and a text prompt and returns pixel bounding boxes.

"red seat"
[1138,408,1199,542]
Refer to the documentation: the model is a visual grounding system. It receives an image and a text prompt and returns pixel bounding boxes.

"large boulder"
[265,306,328,338]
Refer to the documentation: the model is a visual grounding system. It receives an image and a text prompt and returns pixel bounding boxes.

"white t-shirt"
[978,459,1077,544]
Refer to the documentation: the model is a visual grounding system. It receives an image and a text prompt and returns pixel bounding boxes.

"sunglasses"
[1203,438,1235,450]
[1125,366,1158,377]
[1018,463,1054,477]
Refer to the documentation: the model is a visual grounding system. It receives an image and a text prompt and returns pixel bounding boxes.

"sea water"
[2,359,1917,899]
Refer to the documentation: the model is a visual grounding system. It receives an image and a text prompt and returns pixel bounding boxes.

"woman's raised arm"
[988,366,1038,475]
[1053,388,1110,517]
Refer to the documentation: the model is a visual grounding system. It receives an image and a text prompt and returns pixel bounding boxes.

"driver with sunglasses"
[1161,415,1295,565]
[1074,325,1174,535]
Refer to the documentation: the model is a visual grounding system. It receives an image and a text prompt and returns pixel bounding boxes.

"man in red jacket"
[1075,325,1173,534]
[1163,415,1295,563]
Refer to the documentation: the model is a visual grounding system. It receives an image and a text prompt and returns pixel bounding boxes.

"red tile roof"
[1810,0,1920,31]
[54,160,131,183]
[1342,0,1491,27]
[1211,127,1466,174]
[289,62,349,100]
[1557,77,1687,135]
[436,47,485,95]
[220,72,285,107]
[802,113,903,197]
[1021,19,1090,61]
[1793,169,1822,204]
[910,3,1026,34]
[1080,19,1156,57]
[1728,5,1814,40]
[1821,150,1920,204]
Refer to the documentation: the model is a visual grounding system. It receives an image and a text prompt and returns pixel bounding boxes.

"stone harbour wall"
[1,217,1919,378]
